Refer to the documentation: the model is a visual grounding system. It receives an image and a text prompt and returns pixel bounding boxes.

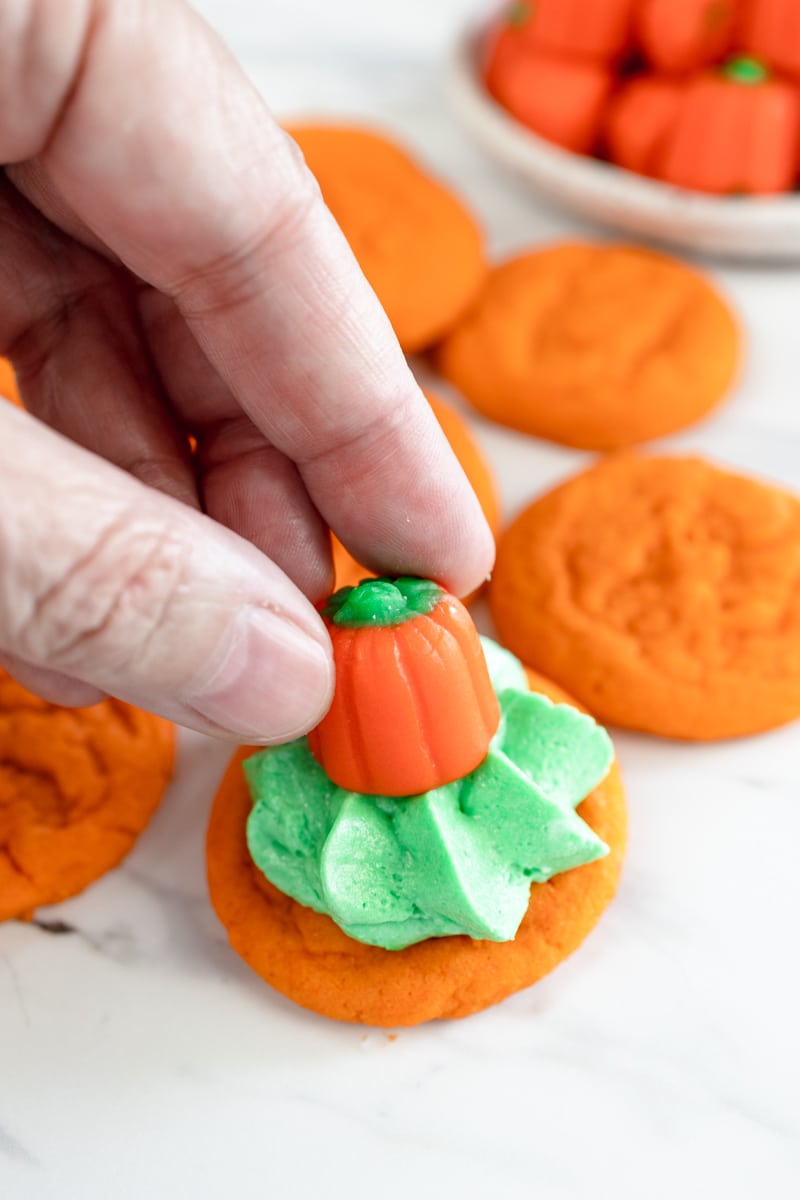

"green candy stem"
[323,576,443,628]
[723,56,769,85]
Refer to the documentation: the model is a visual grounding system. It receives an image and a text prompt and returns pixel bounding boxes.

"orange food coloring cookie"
[0,670,175,920]
[435,243,740,451]
[206,669,625,1027]
[490,454,800,740]
[636,0,737,73]
[287,125,486,353]
[332,390,500,593]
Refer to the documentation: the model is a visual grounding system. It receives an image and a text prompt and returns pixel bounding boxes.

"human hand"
[0,0,494,742]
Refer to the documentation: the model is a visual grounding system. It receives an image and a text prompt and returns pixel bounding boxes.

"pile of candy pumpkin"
[483,0,800,195]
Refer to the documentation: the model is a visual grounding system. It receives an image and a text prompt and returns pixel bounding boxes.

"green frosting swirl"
[322,576,443,627]
[243,639,613,950]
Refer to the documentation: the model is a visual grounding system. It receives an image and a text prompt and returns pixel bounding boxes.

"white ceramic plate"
[446,24,800,261]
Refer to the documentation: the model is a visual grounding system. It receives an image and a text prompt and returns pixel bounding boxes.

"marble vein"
[0,1123,39,1167]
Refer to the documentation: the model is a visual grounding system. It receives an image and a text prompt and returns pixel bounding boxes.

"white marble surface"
[2,2,800,1196]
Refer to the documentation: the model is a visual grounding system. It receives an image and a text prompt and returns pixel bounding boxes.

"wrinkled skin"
[0,0,493,742]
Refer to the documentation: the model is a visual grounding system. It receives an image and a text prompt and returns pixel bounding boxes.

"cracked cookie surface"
[490,454,800,739]
[206,670,625,1027]
[435,243,740,450]
[0,670,174,920]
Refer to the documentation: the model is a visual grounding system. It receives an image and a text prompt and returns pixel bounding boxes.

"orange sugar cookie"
[0,670,175,921]
[435,243,740,451]
[332,389,500,593]
[287,125,487,353]
[206,669,626,1028]
[490,454,800,740]
[0,357,20,407]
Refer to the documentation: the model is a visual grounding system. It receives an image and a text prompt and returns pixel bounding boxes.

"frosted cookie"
[207,578,625,1026]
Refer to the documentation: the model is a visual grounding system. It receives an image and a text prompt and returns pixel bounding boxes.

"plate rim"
[446,25,800,261]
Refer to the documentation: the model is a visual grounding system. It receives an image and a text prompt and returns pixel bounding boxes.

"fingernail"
[184,607,333,741]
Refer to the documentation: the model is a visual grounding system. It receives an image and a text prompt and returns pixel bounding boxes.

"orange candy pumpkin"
[307,578,500,798]
[739,0,800,83]
[607,57,800,194]
[507,0,636,60]
[604,75,684,175]
[485,26,614,153]
[636,0,739,73]
[659,57,800,194]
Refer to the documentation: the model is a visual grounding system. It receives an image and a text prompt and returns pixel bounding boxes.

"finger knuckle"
[171,169,323,322]
[12,510,190,674]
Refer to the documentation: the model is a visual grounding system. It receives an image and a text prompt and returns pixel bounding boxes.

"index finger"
[1,0,494,596]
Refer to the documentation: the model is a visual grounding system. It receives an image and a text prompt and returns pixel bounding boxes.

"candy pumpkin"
[739,0,800,83]
[636,0,739,73]
[504,0,636,61]
[308,578,500,797]
[604,75,684,175]
[659,57,800,194]
[606,57,800,194]
[485,26,614,153]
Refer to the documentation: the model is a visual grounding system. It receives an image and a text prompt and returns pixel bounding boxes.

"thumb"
[0,406,333,741]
